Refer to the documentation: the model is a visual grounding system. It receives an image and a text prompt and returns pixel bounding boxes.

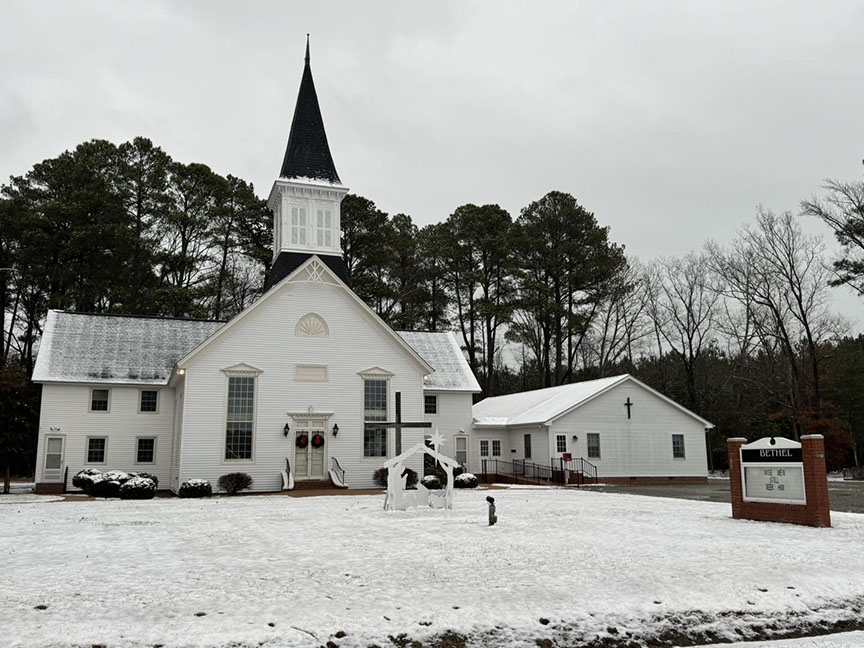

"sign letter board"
[740,437,806,505]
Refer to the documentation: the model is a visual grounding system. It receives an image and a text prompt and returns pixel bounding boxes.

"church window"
[672,434,686,459]
[136,437,156,464]
[363,379,388,458]
[314,209,332,248]
[492,439,502,457]
[87,437,107,464]
[295,313,329,337]
[225,376,255,461]
[424,394,437,414]
[455,436,467,465]
[90,388,109,412]
[587,433,601,459]
[139,390,158,413]
[480,439,489,458]
[290,206,307,246]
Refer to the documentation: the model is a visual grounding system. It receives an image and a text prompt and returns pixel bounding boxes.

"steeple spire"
[279,36,341,184]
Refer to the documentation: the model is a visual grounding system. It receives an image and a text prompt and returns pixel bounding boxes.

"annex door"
[43,436,65,482]
[294,420,326,480]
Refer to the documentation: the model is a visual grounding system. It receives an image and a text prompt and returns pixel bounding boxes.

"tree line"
[2,137,864,483]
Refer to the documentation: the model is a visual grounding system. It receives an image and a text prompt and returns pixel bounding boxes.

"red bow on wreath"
[311,433,325,448]
[296,434,309,448]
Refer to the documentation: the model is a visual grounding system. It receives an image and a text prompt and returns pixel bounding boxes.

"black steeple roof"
[279,36,341,184]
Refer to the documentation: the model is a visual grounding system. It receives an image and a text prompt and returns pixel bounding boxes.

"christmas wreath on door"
[311,433,325,448]
[296,433,309,449]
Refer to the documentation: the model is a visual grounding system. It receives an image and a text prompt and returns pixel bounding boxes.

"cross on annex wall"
[365,391,431,456]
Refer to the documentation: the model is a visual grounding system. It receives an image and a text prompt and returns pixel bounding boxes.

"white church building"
[31,42,711,495]
[31,42,480,494]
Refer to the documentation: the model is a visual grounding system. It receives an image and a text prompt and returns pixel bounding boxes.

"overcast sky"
[2,0,863,324]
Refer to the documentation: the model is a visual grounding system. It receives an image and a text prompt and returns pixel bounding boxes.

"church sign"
[740,437,806,505]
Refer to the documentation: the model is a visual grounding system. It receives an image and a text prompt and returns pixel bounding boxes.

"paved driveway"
[586,478,864,513]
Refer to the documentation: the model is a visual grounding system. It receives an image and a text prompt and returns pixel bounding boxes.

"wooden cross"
[625,397,633,419]
[365,391,431,455]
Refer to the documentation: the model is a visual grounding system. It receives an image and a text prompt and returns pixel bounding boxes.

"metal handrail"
[481,457,598,486]
[331,457,346,484]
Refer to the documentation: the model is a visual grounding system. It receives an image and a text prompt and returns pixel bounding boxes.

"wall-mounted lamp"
[572,435,578,442]
[283,423,291,437]
[332,423,339,437]
[177,368,186,375]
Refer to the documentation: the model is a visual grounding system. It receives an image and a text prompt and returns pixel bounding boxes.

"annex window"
[363,379,388,458]
[90,388,109,412]
[672,434,686,459]
[225,376,255,461]
[424,394,437,415]
[314,209,332,248]
[136,437,156,464]
[524,434,532,459]
[556,434,567,453]
[587,433,601,459]
[87,437,107,464]
[45,437,63,470]
[480,439,490,458]
[140,390,158,413]
[290,206,307,246]
[455,436,467,465]
[492,439,502,457]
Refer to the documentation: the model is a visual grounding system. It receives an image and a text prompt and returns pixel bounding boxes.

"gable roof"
[396,331,480,393]
[177,256,433,376]
[472,374,713,428]
[32,310,223,385]
[279,38,340,184]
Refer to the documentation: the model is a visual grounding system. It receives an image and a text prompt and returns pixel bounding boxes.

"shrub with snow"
[420,474,442,490]
[135,472,159,489]
[373,467,418,489]
[454,473,478,489]
[102,470,133,484]
[119,477,157,500]
[89,475,123,498]
[178,479,212,498]
[72,468,102,491]
[218,472,253,495]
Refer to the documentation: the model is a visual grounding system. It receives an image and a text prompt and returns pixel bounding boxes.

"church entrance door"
[294,420,326,480]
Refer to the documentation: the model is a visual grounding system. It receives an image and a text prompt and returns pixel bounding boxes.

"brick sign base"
[728,435,831,528]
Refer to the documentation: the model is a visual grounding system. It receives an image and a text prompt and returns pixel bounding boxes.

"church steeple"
[279,36,341,184]
[265,37,350,290]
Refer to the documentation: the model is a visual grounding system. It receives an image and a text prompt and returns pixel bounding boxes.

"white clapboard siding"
[178,279,427,492]
[506,426,551,466]
[421,391,473,464]
[467,428,510,474]
[34,384,175,489]
[548,380,708,477]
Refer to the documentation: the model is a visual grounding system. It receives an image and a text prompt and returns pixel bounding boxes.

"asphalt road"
[586,478,864,514]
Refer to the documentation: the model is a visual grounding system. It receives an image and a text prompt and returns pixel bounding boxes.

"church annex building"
[31,42,711,495]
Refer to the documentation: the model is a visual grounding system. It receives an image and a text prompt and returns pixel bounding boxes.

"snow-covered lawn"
[2,487,864,648]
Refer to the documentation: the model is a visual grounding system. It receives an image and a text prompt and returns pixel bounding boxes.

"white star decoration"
[429,429,446,455]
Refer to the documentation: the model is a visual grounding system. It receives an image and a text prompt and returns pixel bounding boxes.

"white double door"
[294,420,326,480]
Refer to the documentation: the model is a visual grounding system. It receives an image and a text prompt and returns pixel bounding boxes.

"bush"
[178,479,212,498]
[89,475,122,498]
[420,474,442,490]
[119,476,157,500]
[424,464,465,487]
[102,470,133,484]
[218,472,254,495]
[373,467,418,489]
[454,472,478,489]
[135,472,159,489]
[72,468,102,491]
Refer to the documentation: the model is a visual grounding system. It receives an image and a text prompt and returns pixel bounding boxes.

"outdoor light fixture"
[177,368,186,375]
[283,423,291,437]
[332,423,339,436]
[572,435,578,441]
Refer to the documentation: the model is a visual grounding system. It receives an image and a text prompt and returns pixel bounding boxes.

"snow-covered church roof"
[32,310,225,385]
[473,374,713,427]
[32,310,480,392]
[397,331,481,393]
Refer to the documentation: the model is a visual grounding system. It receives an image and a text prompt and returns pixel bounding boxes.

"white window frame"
[135,436,157,465]
[360,370,391,460]
[43,435,65,481]
[313,208,333,249]
[85,436,108,465]
[89,388,110,413]
[556,434,567,454]
[221,366,261,464]
[479,438,490,459]
[587,433,601,459]
[455,435,468,466]
[424,394,437,415]
[138,389,159,414]
[290,206,307,246]
[523,433,532,459]
[492,439,502,457]
[672,434,686,459]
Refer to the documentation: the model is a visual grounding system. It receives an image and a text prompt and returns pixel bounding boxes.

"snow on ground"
[0,493,62,504]
[2,488,864,648]
[697,632,864,648]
